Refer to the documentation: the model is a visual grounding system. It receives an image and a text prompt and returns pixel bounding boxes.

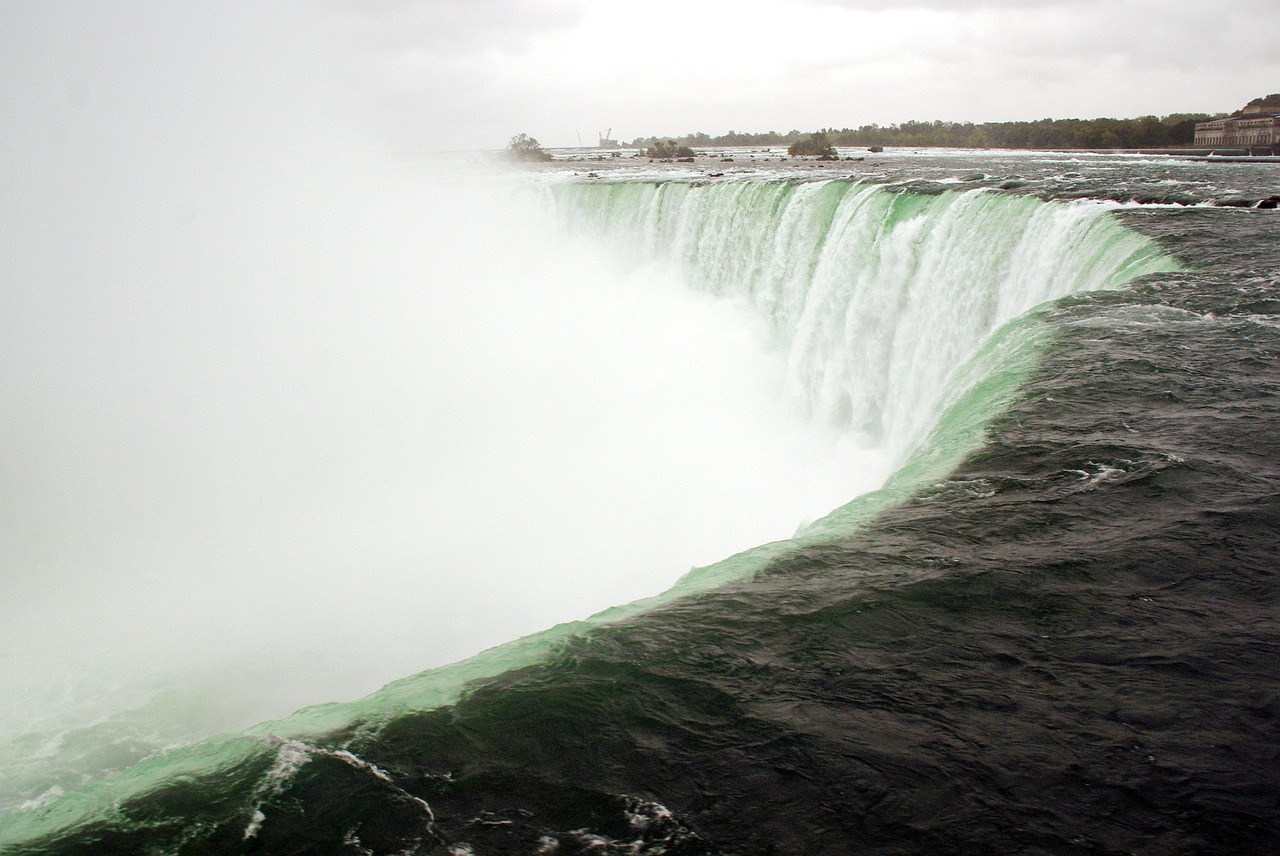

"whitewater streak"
[551,180,1176,458]
[0,179,1179,849]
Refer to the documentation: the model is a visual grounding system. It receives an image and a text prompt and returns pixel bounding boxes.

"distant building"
[598,128,620,149]
[1194,95,1280,151]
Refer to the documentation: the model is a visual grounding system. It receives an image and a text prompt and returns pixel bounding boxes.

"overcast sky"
[340,0,1280,149]
[3,0,1278,153]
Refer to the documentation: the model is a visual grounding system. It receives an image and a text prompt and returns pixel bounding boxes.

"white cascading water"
[551,179,1176,459]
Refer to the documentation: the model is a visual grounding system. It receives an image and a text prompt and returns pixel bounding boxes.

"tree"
[506,133,552,162]
[788,132,837,158]
[643,139,696,159]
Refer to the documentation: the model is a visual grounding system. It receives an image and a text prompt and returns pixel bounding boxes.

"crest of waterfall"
[551,180,1177,459]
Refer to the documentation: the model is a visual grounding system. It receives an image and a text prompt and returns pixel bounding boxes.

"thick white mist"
[2,159,885,719]
[0,4,891,814]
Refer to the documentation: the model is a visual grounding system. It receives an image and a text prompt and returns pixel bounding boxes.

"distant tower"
[597,128,620,149]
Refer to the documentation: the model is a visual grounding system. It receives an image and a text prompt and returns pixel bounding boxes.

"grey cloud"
[796,0,1274,17]
[331,0,585,53]
[797,0,1278,81]
[795,0,1103,8]
[997,3,1276,71]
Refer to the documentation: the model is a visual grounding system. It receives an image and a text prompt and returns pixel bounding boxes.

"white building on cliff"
[1194,95,1280,151]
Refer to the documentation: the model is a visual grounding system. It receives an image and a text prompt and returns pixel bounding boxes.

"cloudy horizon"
[4,1,1277,155]
[338,0,1280,150]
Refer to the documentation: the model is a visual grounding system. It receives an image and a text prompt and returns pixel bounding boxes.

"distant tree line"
[631,129,804,149]
[630,113,1219,151]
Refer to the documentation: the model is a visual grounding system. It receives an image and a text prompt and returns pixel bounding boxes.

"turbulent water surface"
[3,150,1279,854]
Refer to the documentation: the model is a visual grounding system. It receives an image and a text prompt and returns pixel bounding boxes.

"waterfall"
[0,178,1180,851]
[551,180,1176,458]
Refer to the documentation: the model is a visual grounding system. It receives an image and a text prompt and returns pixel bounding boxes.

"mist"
[0,3,892,806]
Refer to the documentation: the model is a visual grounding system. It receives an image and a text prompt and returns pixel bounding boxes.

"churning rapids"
[3,150,1279,855]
